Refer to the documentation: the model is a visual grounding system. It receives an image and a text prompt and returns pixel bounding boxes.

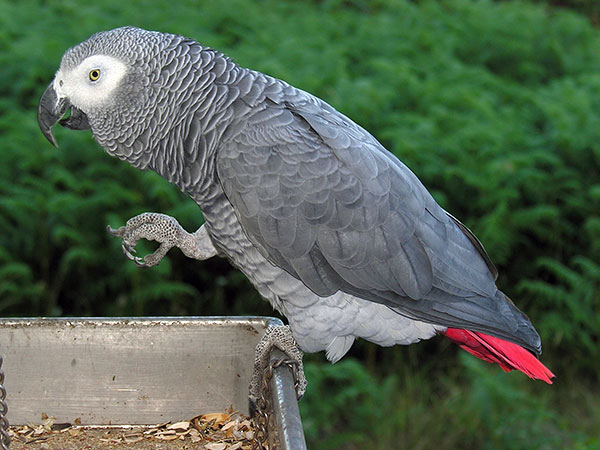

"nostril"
[59,79,64,87]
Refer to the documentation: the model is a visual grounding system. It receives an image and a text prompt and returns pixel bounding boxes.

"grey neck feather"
[103,42,257,212]
[82,28,285,214]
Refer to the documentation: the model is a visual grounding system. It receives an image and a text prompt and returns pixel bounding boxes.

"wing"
[217,81,540,352]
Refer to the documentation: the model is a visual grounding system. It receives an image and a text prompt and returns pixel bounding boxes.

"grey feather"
[217,85,541,352]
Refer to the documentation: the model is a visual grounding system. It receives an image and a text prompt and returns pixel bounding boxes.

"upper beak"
[37,82,66,147]
[37,82,91,147]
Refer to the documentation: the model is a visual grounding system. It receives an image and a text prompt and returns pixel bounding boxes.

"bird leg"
[107,212,217,267]
[249,325,307,408]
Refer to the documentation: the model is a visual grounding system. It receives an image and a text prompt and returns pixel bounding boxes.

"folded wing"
[217,85,541,354]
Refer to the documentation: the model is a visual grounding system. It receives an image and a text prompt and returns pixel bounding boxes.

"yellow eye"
[89,69,101,81]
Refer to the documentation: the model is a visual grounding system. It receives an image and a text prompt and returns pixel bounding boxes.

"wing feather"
[216,83,541,352]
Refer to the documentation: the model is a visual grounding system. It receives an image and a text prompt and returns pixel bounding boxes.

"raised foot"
[107,212,188,268]
[249,325,307,408]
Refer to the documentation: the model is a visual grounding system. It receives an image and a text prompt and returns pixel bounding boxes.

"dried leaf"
[41,416,55,431]
[157,430,177,436]
[168,420,191,431]
[123,434,144,443]
[205,443,227,450]
[156,433,179,441]
[200,413,230,425]
[221,421,237,432]
[51,422,72,431]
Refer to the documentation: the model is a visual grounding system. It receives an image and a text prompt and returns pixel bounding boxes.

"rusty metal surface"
[0,316,271,425]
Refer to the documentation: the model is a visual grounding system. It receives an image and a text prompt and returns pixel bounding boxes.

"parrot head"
[37,27,183,165]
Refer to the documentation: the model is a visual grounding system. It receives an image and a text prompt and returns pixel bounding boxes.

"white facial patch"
[54,55,128,111]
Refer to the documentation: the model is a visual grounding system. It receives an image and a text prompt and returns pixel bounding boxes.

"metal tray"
[0,316,306,449]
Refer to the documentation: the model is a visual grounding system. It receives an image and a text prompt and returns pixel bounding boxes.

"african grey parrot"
[38,27,554,402]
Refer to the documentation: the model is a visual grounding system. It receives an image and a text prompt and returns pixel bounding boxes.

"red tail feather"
[444,328,555,384]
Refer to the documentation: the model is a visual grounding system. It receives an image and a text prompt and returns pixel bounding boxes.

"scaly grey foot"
[249,325,307,408]
[107,212,217,267]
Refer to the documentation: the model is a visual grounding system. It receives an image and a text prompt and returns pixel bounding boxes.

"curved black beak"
[37,83,91,148]
[37,82,66,147]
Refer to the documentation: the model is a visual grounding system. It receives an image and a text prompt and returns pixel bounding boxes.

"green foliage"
[1,0,599,448]
[300,355,598,449]
[518,256,600,376]
[0,108,200,316]
[513,0,600,19]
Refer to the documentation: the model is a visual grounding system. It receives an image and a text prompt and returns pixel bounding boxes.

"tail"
[444,328,555,384]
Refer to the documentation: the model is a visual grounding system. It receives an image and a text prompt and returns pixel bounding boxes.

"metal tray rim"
[0,315,283,327]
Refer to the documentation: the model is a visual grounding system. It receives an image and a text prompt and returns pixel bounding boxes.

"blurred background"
[1,0,599,448]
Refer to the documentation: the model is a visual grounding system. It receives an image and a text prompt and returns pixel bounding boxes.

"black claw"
[133,258,149,268]
[121,242,136,260]
[124,243,137,255]
[121,243,148,268]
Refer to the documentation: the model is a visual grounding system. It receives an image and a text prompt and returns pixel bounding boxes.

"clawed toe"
[107,224,149,267]
[117,240,147,267]
[107,215,217,266]
[249,325,306,407]
[106,213,184,268]
[123,244,149,268]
